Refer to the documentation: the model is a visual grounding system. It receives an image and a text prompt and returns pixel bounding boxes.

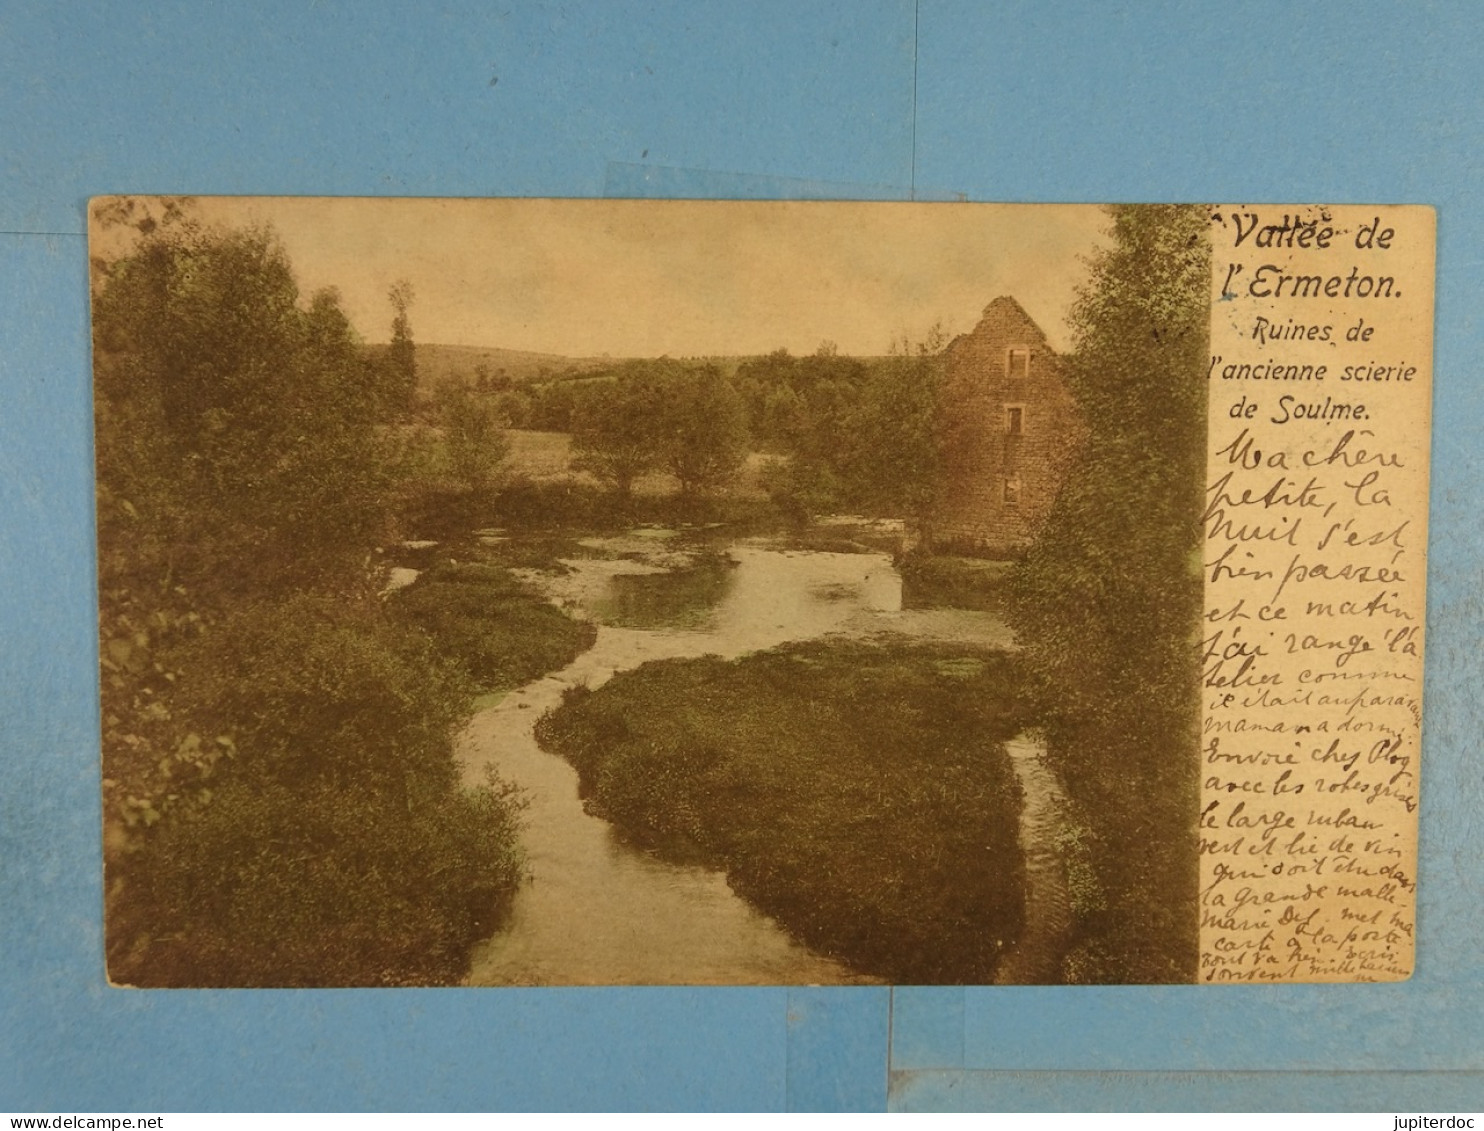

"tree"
[837,324,948,527]
[434,376,509,491]
[749,331,946,524]
[656,364,750,496]
[494,389,532,429]
[92,216,528,987]
[571,361,751,499]
[760,383,807,448]
[1006,204,1209,983]
[569,364,666,496]
[110,596,526,987]
[92,218,401,838]
[733,348,798,449]
[93,222,393,602]
[525,379,580,430]
[385,279,418,413]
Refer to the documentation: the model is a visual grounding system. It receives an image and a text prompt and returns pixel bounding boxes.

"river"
[456,526,1029,985]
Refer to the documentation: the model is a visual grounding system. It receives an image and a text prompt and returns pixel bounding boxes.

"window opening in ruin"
[1005,405,1024,435]
[1006,347,1030,379]
[1003,476,1022,506]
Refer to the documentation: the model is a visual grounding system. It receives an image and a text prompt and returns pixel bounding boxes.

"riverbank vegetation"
[535,639,1028,984]
[899,553,1014,613]
[387,561,596,688]
[94,205,572,985]
[1006,205,1208,983]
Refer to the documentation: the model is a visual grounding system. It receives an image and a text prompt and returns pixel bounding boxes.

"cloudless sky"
[102,197,1114,357]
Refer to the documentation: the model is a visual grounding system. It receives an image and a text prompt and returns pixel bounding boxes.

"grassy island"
[536,638,1029,984]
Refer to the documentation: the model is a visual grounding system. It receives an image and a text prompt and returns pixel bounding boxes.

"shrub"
[107,595,526,987]
[175,595,473,794]
[113,774,524,987]
[490,475,611,530]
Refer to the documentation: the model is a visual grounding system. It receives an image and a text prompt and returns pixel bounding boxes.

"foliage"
[656,364,751,495]
[568,360,750,498]
[173,596,474,793]
[112,770,525,987]
[494,389,533,428]
[93,213,536,986]
[384,279,418,414]
[522,378,585,431]
[387,561,597,689]
[739,336,947,522]
[536,639,1029,983]
[838,329,947,522]
[486,473,782,533]
[99,596,219,835]
[528,335,943,519]
[106,595,527,987]
[569,362,668,496]
[92,221,394,602]
[898,553,1015,613]
[93,216,404,830]
[756,452,847,523]
[733,346,866,454]
[433,376,510,490]
[1006,204,1209,983]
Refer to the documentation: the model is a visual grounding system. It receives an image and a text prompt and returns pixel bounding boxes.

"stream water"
[457,527,1027,985]
[994,734,1074,985]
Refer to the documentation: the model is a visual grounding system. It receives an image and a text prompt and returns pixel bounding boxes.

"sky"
[107,197,1114,357]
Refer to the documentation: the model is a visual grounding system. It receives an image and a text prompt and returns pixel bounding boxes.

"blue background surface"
[2,0,1481,1112]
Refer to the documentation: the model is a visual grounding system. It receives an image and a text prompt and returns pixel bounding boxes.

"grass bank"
[898,553,1015,613]
[387,559,596,690]
[535,638,1029,984]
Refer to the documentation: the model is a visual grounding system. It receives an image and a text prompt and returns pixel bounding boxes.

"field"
[504,428,779,501]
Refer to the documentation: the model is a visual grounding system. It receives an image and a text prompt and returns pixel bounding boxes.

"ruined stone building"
[930,296,1085,557]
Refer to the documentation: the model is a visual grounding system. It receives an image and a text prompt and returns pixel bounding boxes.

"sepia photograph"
[93,197,1209,987]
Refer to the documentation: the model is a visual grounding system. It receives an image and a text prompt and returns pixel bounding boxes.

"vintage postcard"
[91,198,1431,986]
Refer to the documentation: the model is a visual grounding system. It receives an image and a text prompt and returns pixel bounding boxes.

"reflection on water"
[461,529,1013,985]
[590,552,737,630]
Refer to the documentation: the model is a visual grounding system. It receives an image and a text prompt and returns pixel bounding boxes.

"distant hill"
[369,343,901,392]
[368,343,614,390]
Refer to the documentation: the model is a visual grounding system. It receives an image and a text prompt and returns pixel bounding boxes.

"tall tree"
[570,364,666,497]
[1007,204,1209,983]
[838,324,948,528]
[657,364,750,496]
[93,222,392,601]
[93,218,400,840]
[386,278,418,413]
[434,376,509,491]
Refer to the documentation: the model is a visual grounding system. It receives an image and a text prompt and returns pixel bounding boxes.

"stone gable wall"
[931,297,1086,557]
